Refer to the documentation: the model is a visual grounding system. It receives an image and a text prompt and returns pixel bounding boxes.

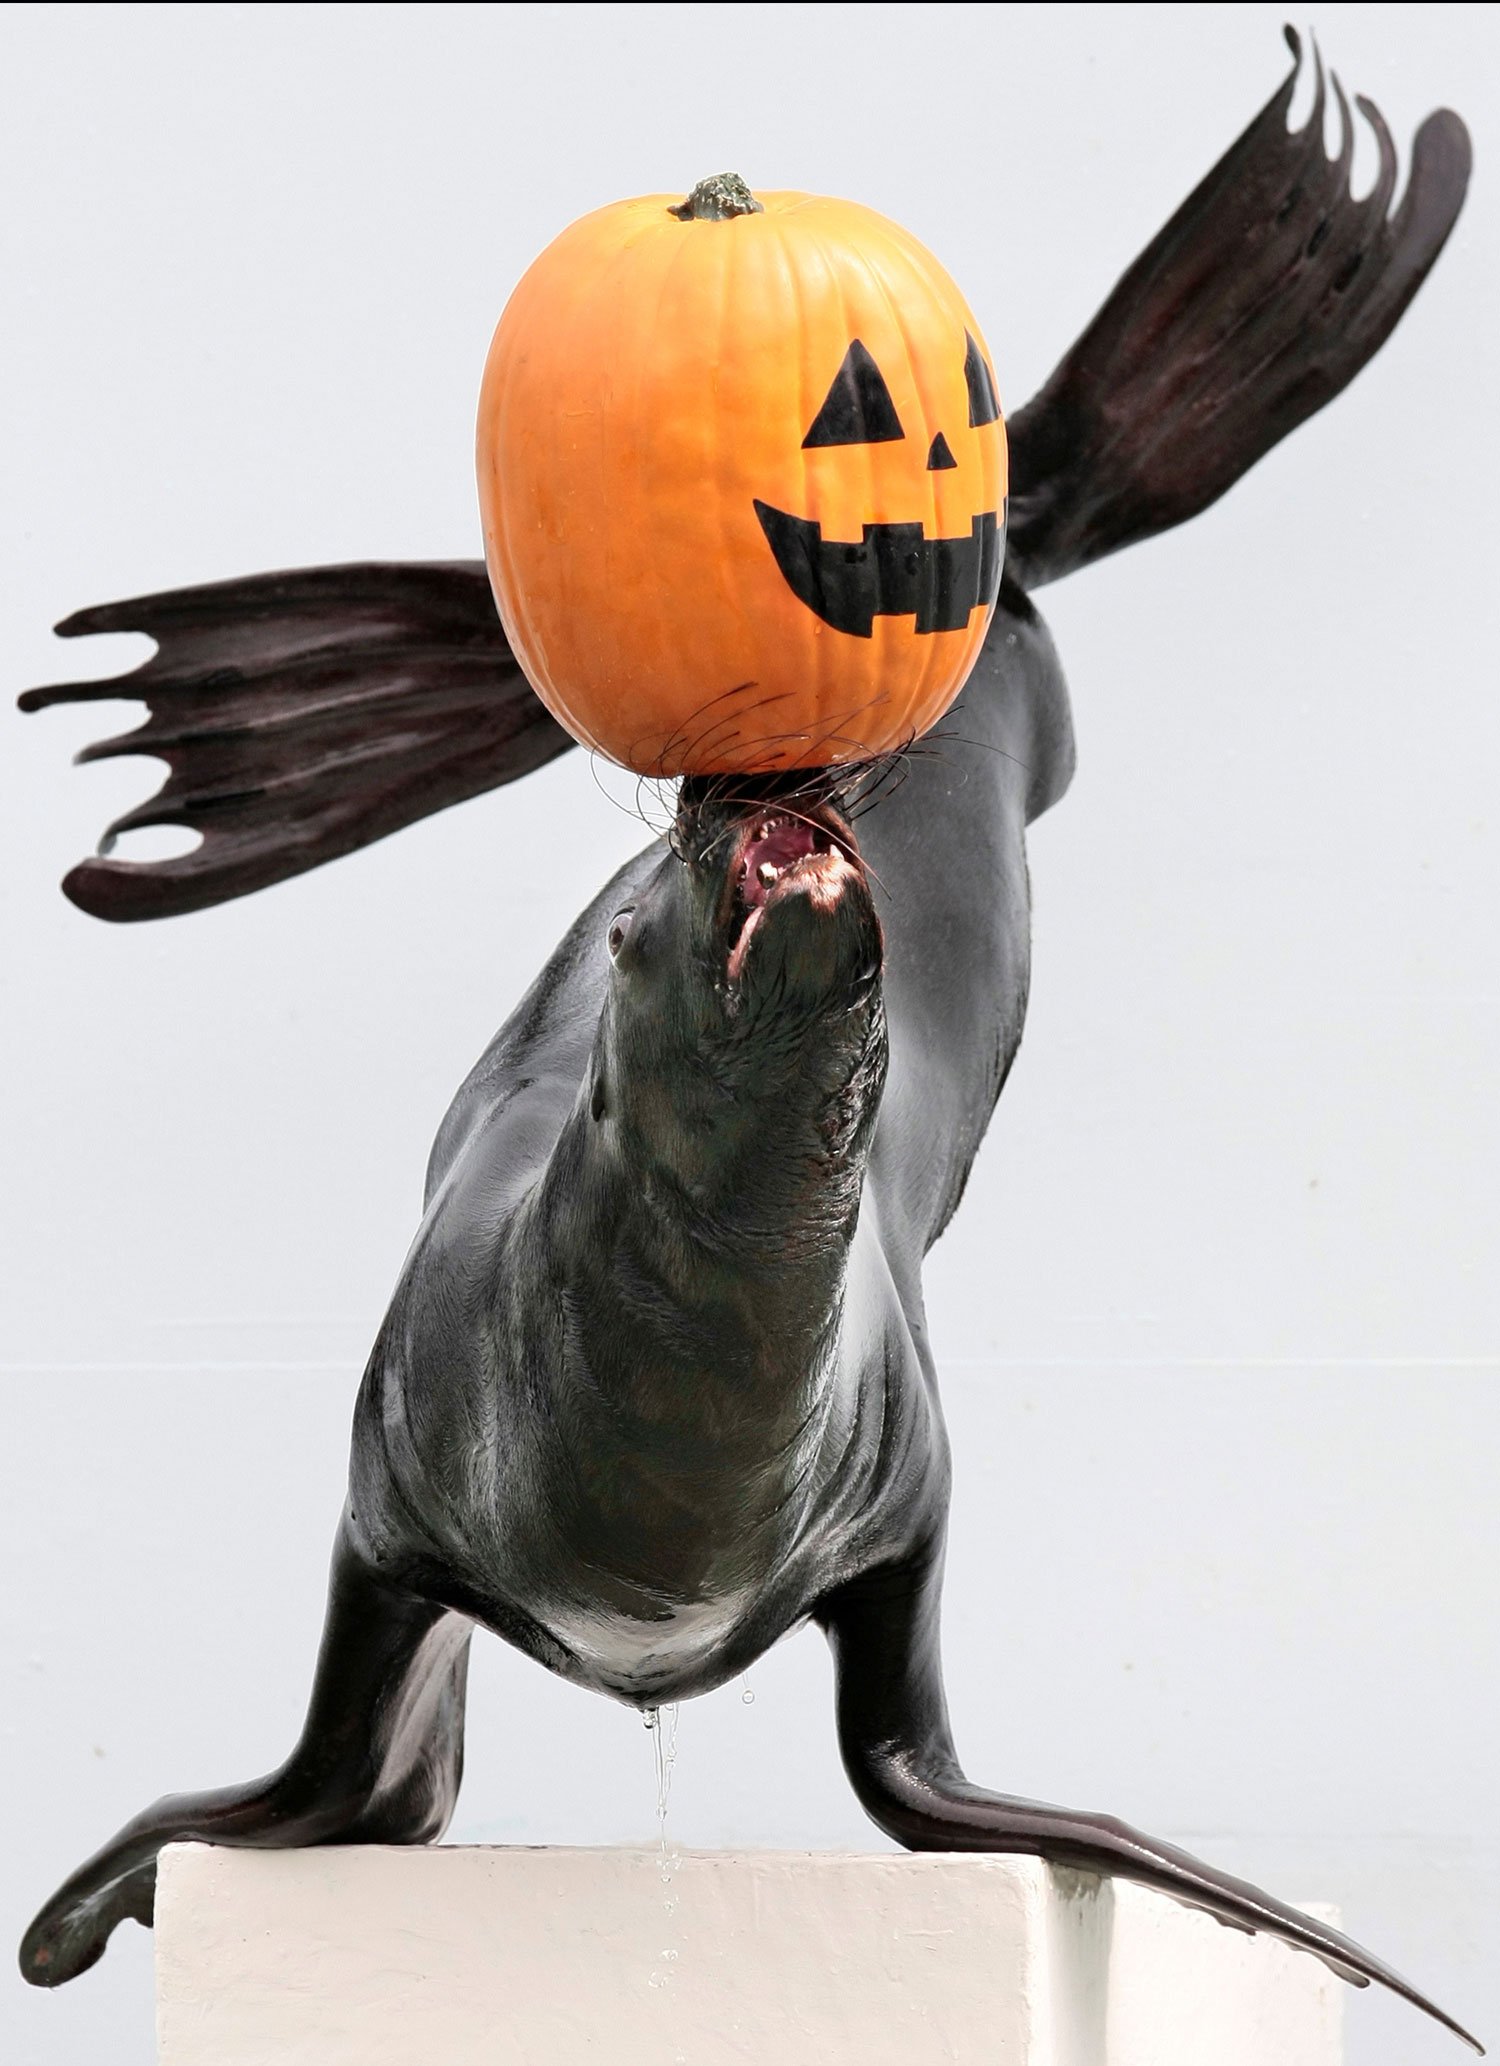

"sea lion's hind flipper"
[1004,27,1472,591]
[19,561,573,921]
[20,1531,472,1987]
[819,1556,1484,2052]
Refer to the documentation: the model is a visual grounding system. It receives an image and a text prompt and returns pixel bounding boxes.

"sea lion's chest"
[379,1224,933,1704]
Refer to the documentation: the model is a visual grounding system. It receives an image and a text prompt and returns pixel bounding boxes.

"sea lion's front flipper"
[1004,27,1472,591]
[19,561,573,921]
[20,1529,472,1987]
[818,1551,1484,2053]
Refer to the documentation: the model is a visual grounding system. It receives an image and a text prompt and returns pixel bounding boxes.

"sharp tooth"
[757,862,779,888]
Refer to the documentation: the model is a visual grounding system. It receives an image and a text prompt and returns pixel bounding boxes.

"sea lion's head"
[585,777,887,1257]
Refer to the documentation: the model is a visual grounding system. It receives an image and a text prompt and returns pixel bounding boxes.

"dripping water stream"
[646,1701,681,1875]
[638,1684,758,2049]
[643,1703,683,2031]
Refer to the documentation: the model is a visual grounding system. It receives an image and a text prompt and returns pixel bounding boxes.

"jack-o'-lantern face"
[479,185,1008,775]
[755,331,1004,638]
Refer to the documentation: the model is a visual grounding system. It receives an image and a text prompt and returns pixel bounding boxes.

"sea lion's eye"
[606,909,634,960]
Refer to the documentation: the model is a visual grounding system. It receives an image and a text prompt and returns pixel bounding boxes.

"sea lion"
[17,30,1479,2050]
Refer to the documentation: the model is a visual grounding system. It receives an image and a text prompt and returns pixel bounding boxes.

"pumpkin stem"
[668,173,763,222]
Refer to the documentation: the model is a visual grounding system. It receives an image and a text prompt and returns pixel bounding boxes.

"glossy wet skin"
[587,785,887,1247]
[428,782,898,1703]
[326,587,1050,1713]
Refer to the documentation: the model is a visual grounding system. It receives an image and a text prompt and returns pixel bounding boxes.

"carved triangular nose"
[926,431,957,471]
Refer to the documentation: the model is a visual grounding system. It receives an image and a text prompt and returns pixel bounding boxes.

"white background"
[2,5,1494,2063]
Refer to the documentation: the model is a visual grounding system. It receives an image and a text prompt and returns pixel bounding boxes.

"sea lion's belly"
[367,1103,940,1708]
[407,1386,913,1707]
[527,1587,770,1703]
[484,1454,832,1703]
[466,1389,934,1705]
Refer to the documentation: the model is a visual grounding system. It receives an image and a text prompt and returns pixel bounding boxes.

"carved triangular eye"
[802,340,905,449]
[964,331,1000,428]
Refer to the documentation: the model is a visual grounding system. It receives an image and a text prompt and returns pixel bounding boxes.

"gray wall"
[3,4,1494,2062]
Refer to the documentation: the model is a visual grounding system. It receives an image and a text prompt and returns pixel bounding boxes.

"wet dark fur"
[18,32,1479,2053]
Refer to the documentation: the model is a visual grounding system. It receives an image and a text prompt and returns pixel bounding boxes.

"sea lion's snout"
[593,779,885,1190]
[721,805,871,990]
[674,780,881,1005]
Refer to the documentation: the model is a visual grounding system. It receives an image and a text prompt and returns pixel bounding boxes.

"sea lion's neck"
[528,1086,871,1427]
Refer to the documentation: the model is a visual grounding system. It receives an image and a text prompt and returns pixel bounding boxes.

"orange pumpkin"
[477,175,1007,776]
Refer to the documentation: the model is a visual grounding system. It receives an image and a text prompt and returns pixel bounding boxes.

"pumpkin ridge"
[706,203,741,748]
[650,214,713,725]
[798,214,848,761]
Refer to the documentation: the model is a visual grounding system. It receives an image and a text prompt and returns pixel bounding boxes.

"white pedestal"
[155,1843,1343,2065]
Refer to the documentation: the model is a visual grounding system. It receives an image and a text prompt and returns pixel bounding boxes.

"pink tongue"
[741,822,817,906]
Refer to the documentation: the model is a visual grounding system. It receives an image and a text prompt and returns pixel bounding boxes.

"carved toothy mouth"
[753,499,1005,637]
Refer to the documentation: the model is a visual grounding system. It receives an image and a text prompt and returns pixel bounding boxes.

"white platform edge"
[156,1843,1343,2065]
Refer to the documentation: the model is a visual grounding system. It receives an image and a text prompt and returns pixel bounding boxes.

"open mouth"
[723,806,859,984]
[754,500,1005,637]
